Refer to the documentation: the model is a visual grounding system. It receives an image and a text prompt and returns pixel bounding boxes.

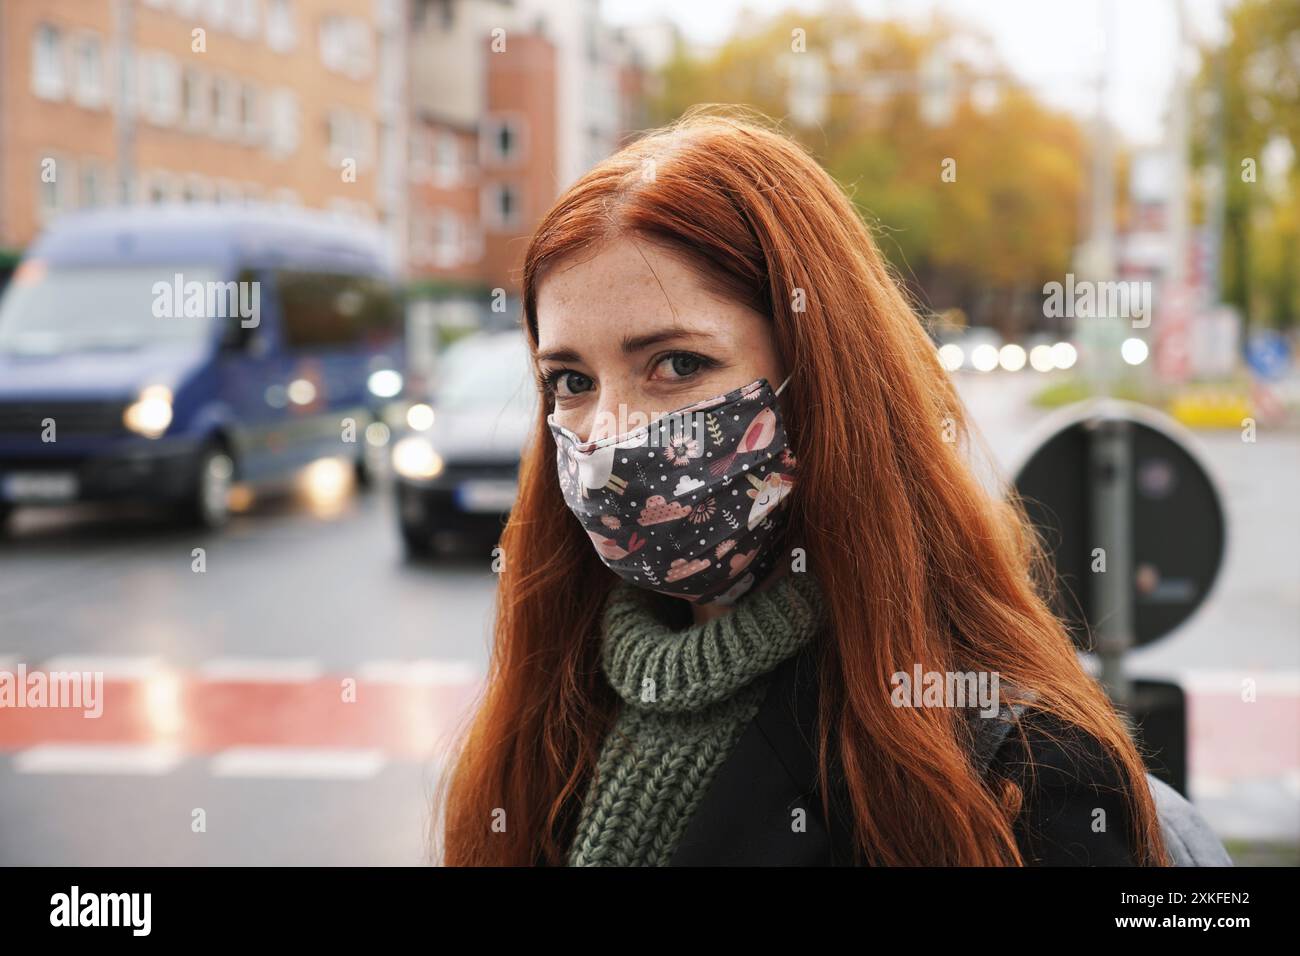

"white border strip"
[198,658,325,683]
[210,747,387,779]
[40,656,164,680]
[356,659,480,686]
[13,744,183,775]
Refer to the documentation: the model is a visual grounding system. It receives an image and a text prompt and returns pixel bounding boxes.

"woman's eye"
[554,370,593,396]
[657,352,707,378]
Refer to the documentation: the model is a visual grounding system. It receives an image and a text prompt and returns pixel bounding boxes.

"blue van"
[0,204,405,530]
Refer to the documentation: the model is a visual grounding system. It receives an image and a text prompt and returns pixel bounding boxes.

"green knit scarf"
[566,569,826,866]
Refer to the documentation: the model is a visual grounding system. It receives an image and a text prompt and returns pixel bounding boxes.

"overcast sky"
[603,0,1233,146]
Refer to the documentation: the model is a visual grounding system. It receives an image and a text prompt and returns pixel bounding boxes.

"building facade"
[0,0,406,258]
[0,0,649,323]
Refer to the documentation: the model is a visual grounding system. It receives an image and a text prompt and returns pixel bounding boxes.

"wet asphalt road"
[0,373,1296,864]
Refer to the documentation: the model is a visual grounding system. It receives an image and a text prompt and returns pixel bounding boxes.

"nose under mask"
[547,373,796,606]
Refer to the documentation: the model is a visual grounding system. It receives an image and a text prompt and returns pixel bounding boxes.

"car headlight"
[123,385,174,438]
[405,403,435,431]
[392,435,443,480]
[368,369,403,398]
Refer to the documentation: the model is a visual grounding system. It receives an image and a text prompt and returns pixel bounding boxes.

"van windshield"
[0,264,230,356]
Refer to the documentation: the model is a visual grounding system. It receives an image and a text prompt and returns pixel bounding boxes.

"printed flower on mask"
[687,497,716,524]
[664,435,702,466]
[600,514,621,530]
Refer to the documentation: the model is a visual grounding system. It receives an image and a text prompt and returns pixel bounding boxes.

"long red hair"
[436,107,1169,866]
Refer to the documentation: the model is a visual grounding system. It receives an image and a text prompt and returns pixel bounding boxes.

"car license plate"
[2,472,79,502]
[456,479,517,513]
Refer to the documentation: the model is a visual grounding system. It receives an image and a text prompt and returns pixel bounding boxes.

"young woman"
[437,108,1170,867]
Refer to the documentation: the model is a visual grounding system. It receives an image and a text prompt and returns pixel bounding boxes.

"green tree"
[1195,0,1300,331]
[649,9,1087,337]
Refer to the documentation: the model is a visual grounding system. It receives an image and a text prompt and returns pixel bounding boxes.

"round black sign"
[1012,400,1227,649]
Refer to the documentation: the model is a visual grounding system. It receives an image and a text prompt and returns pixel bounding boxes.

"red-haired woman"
[437,109,1171,867]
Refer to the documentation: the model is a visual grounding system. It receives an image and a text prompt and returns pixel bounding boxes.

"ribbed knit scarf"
[566,569,826,866]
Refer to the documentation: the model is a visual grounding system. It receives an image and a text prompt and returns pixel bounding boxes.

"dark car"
[391,330,534,558]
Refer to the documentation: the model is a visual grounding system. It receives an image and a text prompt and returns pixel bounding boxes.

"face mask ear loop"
[774,373,794,397]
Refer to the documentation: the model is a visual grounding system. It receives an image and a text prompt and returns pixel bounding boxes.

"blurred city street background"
[0,0,1296,866]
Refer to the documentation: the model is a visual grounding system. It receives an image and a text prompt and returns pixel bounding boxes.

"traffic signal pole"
[1088,412,1135,712]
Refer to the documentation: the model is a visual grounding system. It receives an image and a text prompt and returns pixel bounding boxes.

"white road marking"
[210,747,387,779]
[39,656,164,680]
[356,659,480,686]
[198,658,325,683]
[13,743,183,775]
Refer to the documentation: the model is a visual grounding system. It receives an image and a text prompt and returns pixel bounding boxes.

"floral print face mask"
[547,374,796,606]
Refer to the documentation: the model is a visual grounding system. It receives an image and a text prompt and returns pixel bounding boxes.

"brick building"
[0,0,649,338]
[0,0,405,262]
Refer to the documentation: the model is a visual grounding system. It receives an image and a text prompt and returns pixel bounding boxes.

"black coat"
[668,643,1142,866]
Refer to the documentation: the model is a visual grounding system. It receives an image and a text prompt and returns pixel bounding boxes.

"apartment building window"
[215,180,242,204]
[211,76,239,137]
[140,53,181,126]
[72,35,106,109]
[239,84,260,141]
[433,210,462,268]
[484,182,520,230]
[38,155,76,222]
[463,224,484,263]
[319,17,372,80]
[266,0,296,52]
[434,132,460,187]
[206,0,232,30]
[266,88,300,158]
[413,0,456,31]
[182,68,207,129]
[144,171,174,205]
[32,25,66,101]
[326,109,371,166]
[409,128,431,178]
[326,197,374,224]
[79,162,109,208]
[182,175,212,203]
[232,0,260,38]
[481,115,525,166]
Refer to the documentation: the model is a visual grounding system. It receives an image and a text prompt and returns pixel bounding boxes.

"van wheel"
[183,444,235,529]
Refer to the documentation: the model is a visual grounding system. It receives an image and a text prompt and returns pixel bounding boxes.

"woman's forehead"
[535,238,756,352]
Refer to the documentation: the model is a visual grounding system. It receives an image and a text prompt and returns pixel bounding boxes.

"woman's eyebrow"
[535,346,583,364]
[537,329,719,366]
[619,328,719,353]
